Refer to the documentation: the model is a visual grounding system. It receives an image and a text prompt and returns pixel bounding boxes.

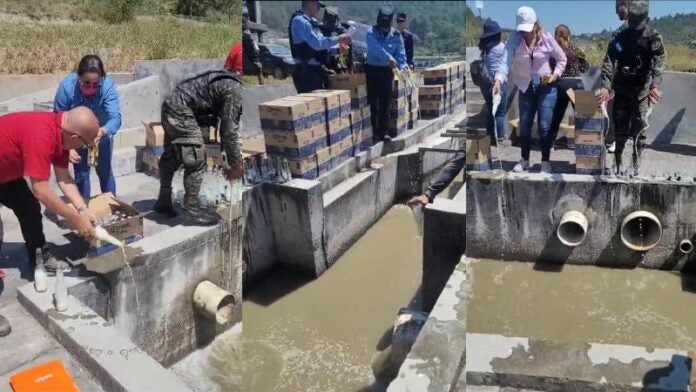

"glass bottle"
[34,248,47,292]
[54,267,68,312]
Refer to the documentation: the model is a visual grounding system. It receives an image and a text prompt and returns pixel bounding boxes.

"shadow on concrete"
[243,267,313,307]
[642,354,692,391]
[596,226,643,269]
[131,199,157,213]
[652,108,685,146]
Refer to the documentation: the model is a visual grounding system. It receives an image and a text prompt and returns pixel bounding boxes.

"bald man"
[0,107,101,336]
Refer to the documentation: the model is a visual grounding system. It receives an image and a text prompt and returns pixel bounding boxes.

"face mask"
[80,85,98,96]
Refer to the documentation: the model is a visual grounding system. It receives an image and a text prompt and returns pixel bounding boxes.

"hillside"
[258,1,466,56]
[465,6,695,72]
[0,0,240,74]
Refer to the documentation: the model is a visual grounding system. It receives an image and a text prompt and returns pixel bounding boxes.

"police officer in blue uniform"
[396,12,414,69]
[365,4,408,142]
[289,0,351,93]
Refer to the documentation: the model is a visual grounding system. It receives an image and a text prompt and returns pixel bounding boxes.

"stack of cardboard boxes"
[574,91,605,175]
[328,73,373,153]
[142,122,165,177]
[388,74,419,136]
[419,61,465,119]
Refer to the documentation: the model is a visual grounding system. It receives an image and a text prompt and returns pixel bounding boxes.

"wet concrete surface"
[242,205,423,392]
[468,259,696,352]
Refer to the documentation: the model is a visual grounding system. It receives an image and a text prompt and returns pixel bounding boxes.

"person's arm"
[600,41,616,91]
[100,80,122,137]
[366,30,394,65]
[424,148,466,202]
[650,32,666,89]
[53,78,72,112]
[53,166,89,211]
[395,34,408,70]
[495,33,518,84]
[30,177,94,241]
[217,80,243,178]
[406,34,414,66]
[293,16,337,51]
[548,34,567,79]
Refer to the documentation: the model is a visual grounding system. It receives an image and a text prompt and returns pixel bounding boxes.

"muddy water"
[243,205,422,392]
[468,260,696,351]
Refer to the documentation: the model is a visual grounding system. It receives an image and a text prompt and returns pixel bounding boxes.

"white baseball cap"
[516,6,537,32]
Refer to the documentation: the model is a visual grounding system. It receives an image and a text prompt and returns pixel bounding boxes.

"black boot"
[181,194,219,226]
[154,189,177,218]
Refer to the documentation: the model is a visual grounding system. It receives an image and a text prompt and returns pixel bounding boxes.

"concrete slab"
[465,333,692,392]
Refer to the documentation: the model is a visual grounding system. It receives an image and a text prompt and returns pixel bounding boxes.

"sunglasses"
[63,127,92,150]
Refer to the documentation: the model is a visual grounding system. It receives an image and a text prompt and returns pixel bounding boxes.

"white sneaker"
[513,160,530,172]
[540,161,552,173]
[607,142,616,153]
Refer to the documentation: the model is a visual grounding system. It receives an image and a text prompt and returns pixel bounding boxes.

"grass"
[242,75,292,86]
[0,15,240,74]
[577,40,696,73]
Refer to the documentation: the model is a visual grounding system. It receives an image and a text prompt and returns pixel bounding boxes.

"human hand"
[338,34,351,46]
[649,87,661,104]
[79,208,97,224]
[93,128,107,145]
[542,74,557,85]
[71,213,96,242]
[407,195,429,207]
[492,80,501,96]
[596,88,610,104]
[69,150,81,164]
[388,58,397,69]
[225,163,244,180]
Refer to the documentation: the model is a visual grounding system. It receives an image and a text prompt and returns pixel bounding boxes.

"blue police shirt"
[291,13,339,65]
[366,27,407,70]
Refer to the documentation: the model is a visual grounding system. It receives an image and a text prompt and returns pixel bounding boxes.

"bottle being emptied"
[34,248,47,292]
[54,267,68,312]
[94,226,124,249]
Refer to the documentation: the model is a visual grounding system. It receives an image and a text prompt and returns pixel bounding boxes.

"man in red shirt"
[0,106,99,337]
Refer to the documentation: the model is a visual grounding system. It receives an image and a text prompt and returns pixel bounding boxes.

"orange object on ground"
[9,359,79,392]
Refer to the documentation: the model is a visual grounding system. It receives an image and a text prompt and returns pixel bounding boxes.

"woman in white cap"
[492,6,567,173]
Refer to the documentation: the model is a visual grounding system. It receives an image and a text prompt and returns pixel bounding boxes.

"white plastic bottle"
[54,267,68,312]
[34,248,47,292]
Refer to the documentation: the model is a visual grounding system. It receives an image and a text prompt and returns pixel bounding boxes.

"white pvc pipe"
[557,210,588,247]
[193,280,236,325]
[679,239,694,255]
[620,211,662,252]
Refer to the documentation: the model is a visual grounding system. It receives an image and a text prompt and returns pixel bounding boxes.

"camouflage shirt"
[243,28,262,73]
[601,22,666,91]
[166,70,242,167]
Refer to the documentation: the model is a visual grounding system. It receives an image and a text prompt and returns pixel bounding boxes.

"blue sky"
[467,0,696,34]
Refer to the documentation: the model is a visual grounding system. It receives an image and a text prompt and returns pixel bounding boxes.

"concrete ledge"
[466,171,696,269]
[465,333,692,392]
[422,198,466,312]
[382,106,464,155]
[17,281,190,392]
[113,126,146,150]
[390,259,469,392]
[112,147,143,177]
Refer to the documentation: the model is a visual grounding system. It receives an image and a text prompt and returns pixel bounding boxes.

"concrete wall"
[242,184,279,284]
[466,47,696,147]
[466,172,696,269]
[133,59,224,105]
[118,75,162,129]
[72,212,242,368]
[242,84,298,137]
[0,73,133,102]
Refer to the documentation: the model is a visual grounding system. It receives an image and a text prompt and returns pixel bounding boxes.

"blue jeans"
[550,78,584,141]
[73,135,116,199]
[518,81,557,162]
[480,79,509,140]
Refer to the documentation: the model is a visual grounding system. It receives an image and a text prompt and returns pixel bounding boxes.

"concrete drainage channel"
[392,171,696,391]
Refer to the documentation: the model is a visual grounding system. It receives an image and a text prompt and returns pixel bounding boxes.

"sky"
[466,0,696,34]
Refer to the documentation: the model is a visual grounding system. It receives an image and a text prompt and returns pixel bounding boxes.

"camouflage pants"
[613,88,651,158]
[159,100,206,209]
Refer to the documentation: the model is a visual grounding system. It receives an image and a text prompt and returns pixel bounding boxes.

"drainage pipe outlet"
[620,211,662,252]
[557,211,588,247]
[679,239,694,255]
[193,280,236,325]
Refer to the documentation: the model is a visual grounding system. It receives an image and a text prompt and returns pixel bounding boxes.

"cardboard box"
[575,91,602,118]
[316,146,332,175]
[420,100,445,111]
[142,149,160,177]
[300,91,341,122]
[326,115,352,146]
[87,193,144,255]
[286,154,318,179]
[575,144,604,157]
[144,122,165,156]
[328,73,366,89]
[259,97,322,132]
[575,130,602,145]
[264,127,318,159]
[350,110,363,135]
[205,144,224,167]
[361,106,371,120]
[576,155,603,173]
[575,117,604,132]
[466,134,491,165]
[423,67,449,85]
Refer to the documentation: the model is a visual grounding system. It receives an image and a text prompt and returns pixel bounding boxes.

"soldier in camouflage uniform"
[153,70,243,226]
[243,6,264,84]
[597,0,665,175]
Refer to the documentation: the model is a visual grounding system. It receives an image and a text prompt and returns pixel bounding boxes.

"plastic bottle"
[54,267,68,312]
[34,248,47,292]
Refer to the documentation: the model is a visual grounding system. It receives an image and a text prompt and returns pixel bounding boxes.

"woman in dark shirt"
[550,24,590,146]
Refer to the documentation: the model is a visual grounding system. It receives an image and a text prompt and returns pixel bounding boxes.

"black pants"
[365,64,394,140]
[550,78,585,141]
[292,64,324,94]
[0,179,45,263]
